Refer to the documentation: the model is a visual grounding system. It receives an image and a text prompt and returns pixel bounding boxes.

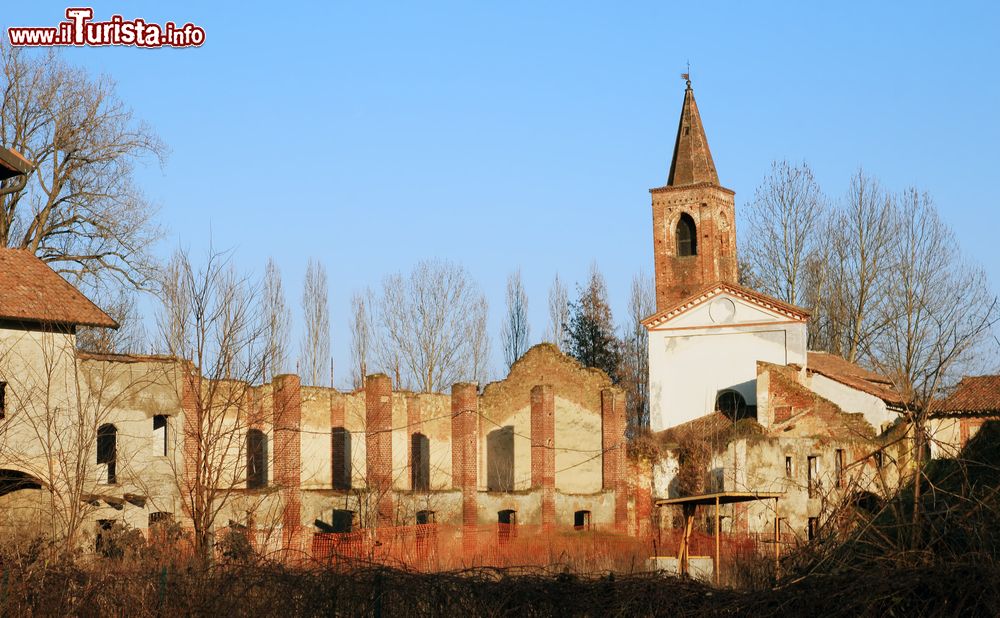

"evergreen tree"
[564,264,620,382]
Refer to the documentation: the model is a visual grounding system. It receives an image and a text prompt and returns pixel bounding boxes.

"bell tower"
[651,79,738,311]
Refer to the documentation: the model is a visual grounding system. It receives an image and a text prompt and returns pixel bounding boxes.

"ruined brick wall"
[650,184,737,311]
[481,344,609,495]
[757,362,875,440]
[530,385,555,529]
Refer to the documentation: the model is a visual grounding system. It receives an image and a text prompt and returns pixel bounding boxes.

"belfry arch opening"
[676,213,697,256]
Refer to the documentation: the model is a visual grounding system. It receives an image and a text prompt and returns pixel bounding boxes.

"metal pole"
[714,496,720,586]
[774,497,780,575]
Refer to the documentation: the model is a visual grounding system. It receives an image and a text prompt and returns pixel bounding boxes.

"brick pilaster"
[273,374,302,553]
[365,374,393,527]
[602,387,628,531]
[451,382,478,556]
[531,384,555,530]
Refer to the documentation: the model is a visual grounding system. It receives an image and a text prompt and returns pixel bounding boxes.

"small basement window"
[574,510,591,531]
[331,509,354,533]
[416,510,436,525]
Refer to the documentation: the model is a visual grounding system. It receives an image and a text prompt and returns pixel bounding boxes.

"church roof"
[0,248,117,328]
[665,81,720,187]
[641,280,809,329]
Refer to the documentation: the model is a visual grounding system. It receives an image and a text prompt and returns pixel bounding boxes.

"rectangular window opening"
[835,449,845,489]
[784,456,793,478]
[153,414,168,457]
[808,517,819,541]
[807,456,818,498]
[0,381,6,419]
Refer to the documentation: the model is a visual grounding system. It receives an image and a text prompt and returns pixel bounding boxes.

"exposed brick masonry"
[530,385,555,529]
[365,374,393,526]
[601,388,628,530]
[451,383,478,555]
[272,374,302,553]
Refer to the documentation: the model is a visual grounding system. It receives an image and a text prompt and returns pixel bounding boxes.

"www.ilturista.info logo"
[8,8,205,48]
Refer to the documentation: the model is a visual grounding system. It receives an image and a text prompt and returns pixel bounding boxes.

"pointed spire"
[666,80,719,187]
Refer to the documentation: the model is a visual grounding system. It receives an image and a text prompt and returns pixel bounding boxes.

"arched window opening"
[0,469,42,496]
[246,429,267,489]
[715,390,748,421]
[487,426,514,492]
[411,432,430,491]
[574,510,592,531]
[97,424,117,484]
[331,427,352,490]
[676,213,697,256]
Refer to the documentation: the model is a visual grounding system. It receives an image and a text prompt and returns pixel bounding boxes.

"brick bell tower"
[651,78,738,311]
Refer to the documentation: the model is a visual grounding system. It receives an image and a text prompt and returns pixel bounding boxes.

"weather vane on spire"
[681,61,691,89]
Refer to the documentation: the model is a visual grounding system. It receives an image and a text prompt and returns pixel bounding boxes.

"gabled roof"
[0,249,117,328]
[936,375,1000,415]
[802,351,906,407]
[641,280,809,329]
[665,81,719,187]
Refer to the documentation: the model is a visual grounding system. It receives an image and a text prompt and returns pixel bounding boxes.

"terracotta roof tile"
[804,351,906,407]
[0,249,117,328]
[937,375,1000,415]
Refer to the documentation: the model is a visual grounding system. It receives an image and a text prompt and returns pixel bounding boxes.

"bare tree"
[546,273,569,351]
[618,271,655,432]
[299,258,330,387]
[500,269,530,370]
[349,291,371,390]
[469,296,491,384]
[0,43,165,292]
[371,259,489,392]
[262,258,291,382]
[75,287,147,355]
[868,189,999,547]
[156,246,267,560]
[830,170,895,362]
[742,160,825,306]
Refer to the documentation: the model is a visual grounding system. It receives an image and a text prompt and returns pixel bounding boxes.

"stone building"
[0,248,632,558]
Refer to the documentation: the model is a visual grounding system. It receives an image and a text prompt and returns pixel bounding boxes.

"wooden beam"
[714,496,720,585]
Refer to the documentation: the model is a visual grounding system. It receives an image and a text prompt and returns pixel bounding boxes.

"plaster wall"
[649,320,807,431]
[807,374,895,432]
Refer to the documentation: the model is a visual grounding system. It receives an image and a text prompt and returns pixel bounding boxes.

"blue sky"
[5,2,999,386]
